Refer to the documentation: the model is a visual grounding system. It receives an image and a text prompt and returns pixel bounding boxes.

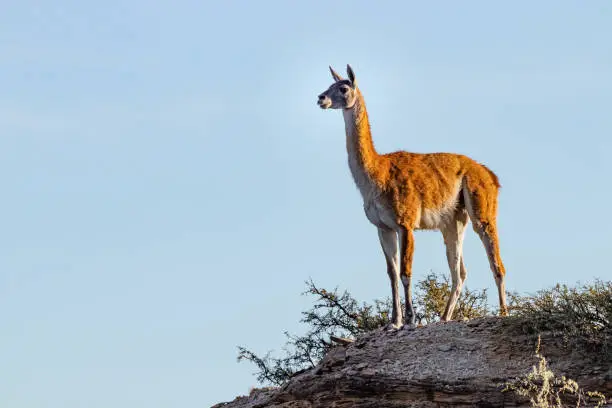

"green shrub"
[506,280,611,360]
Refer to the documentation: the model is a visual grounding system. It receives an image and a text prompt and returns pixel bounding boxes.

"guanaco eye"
[340,86,350,94]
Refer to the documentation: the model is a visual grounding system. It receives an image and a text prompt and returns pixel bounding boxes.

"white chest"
[347,153,373,198]
[348,156,398,230]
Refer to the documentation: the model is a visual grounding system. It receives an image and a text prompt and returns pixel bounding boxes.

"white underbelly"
[415,183,462,230]
[361,190,460,231]
[416,206,457,230]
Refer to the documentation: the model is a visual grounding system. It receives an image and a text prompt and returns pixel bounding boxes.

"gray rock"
[213,317,611,407]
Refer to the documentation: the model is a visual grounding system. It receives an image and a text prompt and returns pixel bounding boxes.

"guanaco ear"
[329,66,343,82]
[347,64,357,87]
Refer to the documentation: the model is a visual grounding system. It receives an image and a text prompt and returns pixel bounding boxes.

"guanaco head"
[317,64,358,110]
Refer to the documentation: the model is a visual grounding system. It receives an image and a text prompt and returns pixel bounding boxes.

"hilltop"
[213,317,611,407]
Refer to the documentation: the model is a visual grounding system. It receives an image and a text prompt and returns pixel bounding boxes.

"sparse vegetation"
[503,336,607,407]
[505,280,611,361]
[237,274,611,407]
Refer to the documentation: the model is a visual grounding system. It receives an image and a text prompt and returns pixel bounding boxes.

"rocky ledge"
[213,317,611,407]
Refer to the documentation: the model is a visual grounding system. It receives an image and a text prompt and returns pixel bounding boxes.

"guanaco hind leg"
[475,222,508,316]
[462,182,508,316]
[441,209,469,321]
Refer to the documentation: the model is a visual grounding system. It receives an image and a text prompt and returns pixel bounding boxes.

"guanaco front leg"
[399,227,416,328]
[377,228,403,329]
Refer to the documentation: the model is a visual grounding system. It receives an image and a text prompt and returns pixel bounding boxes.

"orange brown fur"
[349,88,502,231]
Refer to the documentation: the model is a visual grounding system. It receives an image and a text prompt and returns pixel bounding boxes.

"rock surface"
[213,317,611,407]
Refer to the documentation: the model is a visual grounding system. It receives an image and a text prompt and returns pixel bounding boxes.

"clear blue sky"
[1,1,610,407]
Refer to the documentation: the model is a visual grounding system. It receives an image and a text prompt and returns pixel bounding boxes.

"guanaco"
[317,65,508,329]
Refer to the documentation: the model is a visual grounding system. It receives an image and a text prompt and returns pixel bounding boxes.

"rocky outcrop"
[214,317,611,407]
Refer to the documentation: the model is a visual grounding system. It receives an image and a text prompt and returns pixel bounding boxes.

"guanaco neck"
[343,89,383,191]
